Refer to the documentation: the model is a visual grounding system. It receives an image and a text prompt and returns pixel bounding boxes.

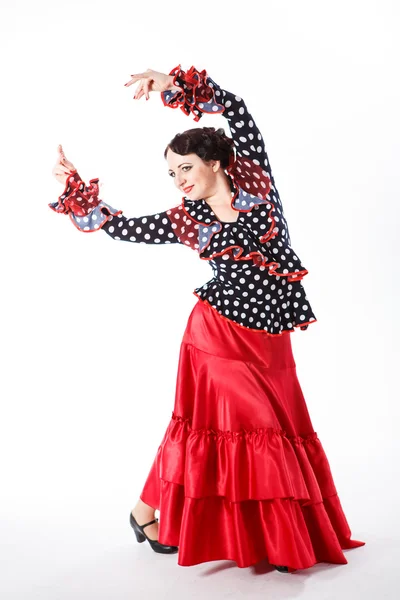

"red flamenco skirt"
[139,299,365,570]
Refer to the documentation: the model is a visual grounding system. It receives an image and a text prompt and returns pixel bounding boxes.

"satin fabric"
[140,300,365,569]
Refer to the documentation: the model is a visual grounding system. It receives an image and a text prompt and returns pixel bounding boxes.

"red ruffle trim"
[161,64,224,122]
[179,200,308,282]
[49,172,101,216]
[49,172,122,232]
[151,485,365,569]
[140,413,365,569]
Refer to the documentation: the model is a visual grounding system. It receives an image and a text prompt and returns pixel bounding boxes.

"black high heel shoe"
[129,512,179,554]
[273,564,296,573]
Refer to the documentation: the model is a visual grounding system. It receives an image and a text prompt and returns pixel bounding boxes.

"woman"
[51,65,365,573]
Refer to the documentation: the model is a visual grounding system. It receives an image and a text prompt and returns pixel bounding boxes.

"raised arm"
[161,65,275,186]
[49,171,183,245]
[159,65,293,240]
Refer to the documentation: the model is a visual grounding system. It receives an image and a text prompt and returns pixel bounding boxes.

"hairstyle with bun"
[164,127,236,170]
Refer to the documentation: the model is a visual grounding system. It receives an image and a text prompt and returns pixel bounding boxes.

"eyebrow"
[168,162,191,173]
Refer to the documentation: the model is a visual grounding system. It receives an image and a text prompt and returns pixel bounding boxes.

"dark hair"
[164,126,235,169]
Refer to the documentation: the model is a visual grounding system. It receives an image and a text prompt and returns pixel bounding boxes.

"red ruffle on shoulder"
[226,152,272,204]
[168,199,309,282]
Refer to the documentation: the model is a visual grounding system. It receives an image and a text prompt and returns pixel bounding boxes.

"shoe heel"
[130,513,147,543]
[133,529,146,543]
[129,513,153,544]
[129,511,178,554]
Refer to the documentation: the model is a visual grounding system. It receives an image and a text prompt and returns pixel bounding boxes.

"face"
[166,149,219,200]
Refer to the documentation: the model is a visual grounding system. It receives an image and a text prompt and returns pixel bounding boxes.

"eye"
[168,165,192,177]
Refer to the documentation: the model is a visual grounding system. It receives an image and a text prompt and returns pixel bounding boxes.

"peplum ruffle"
[192,277,317,334]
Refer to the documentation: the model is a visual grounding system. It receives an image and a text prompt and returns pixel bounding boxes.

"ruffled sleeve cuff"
[49,172,121,232]
[161,64,224,122]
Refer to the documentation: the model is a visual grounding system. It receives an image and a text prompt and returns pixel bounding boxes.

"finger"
[55,167,70,176]
[60,158,72,170]
[130,70,151,78]
[59,152,73,167]
[53,163,69,175]
[58,144,66,158]
[58,147,71,166]
[143,79,150,100]
[125,75,142,87]
[125,74,143,87]
[58,159,69,169]
[53,172,69,181]
[56,163,73,174]
[134,81,144,99]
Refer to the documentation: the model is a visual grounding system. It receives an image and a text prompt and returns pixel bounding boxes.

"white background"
[1,0,399,598]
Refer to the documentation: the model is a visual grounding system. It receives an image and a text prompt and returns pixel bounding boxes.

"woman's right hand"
[124,69,177,100]
[52,144,77,186]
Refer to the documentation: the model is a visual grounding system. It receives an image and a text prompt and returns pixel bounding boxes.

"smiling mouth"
[183,185,194,193]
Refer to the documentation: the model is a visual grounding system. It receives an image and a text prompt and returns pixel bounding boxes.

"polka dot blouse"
[49,64,317,335]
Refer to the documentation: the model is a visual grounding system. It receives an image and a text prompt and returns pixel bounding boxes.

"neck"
[205,172,233,206]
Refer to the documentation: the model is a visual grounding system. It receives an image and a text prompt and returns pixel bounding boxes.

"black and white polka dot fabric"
[180,200,316,334]
[160,64,317,333]
[99,200,316,334]
[100,207,181,244]
[49,65,317,335]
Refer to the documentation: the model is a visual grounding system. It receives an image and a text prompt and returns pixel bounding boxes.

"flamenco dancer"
[50,65,365,573]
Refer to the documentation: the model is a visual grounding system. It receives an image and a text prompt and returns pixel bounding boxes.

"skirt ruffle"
[139,299,365,569]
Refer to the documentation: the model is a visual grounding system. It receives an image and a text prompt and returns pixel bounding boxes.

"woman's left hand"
[52,144,77,186]
[124,68,175,100]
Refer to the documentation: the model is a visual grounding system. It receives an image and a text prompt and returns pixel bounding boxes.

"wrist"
[168,74,181,92]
